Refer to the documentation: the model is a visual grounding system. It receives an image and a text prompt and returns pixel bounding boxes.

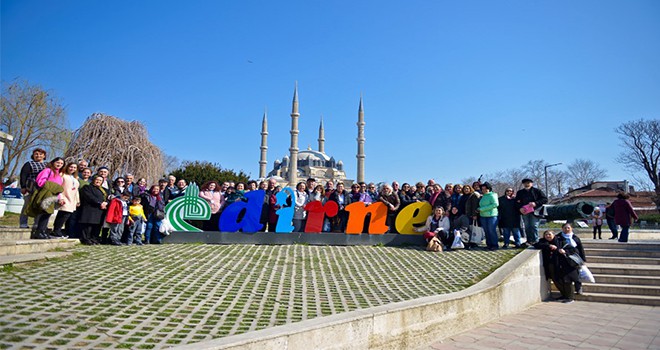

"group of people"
[19,149,167,245]
[591,193,639,242]
[18,148,640,251]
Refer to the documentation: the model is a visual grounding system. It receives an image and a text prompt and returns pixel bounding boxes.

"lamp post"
[544,163,562,197]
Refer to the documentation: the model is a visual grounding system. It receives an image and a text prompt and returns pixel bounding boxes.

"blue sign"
[2,188,22,199]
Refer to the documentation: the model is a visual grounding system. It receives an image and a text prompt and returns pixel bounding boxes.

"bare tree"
[0,79,69,179]
[65,113,164,184]
[162,154,180,176]
[565,158,608,188]
[522,159,564,197]
[615,119,660,206]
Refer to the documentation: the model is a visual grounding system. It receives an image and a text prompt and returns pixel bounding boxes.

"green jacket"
[478,192,499,218]
[26,181,64,217]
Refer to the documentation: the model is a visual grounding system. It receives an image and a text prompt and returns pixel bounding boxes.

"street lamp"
[544,163,562,197]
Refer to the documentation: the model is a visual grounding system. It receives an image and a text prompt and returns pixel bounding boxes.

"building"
[554,180,657,214]
[259,83,365,187]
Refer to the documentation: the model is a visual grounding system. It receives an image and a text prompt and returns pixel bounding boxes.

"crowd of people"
[18,148,639,251]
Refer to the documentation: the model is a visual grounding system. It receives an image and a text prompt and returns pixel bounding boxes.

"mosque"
[258,83,366,187]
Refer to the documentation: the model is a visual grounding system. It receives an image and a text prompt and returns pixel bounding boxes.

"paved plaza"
[424,301,660,350]
[0,244,519,350]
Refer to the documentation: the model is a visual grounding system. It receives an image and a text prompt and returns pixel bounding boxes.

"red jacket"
[106,198,126,224]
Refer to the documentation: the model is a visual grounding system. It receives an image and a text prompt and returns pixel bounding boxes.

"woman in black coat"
[498,188,522,248]
[551,223,587,303]
[78,175,108,245]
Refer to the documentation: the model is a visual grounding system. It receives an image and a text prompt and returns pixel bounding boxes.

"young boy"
[127,196,147,245]
[106,192,130,246]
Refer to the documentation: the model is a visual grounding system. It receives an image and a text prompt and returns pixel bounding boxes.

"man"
[306,178,317,197]
[515,178,548,245]
[164,175,178,204]
[392,181,400,196]
[220,182,229,197]
[261,178,278,232]
[96,167,110,189]
[367,183,379,201]
[19,148,47,229]
[171,179,187,201]
[324,180,335,199]
[77,158,89,178]
[125,173,136,198]
[158,179,169,203]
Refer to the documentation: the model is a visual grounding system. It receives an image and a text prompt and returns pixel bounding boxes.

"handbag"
[521,203,535,215]
[470,221,484,244]
[579,265,595,283]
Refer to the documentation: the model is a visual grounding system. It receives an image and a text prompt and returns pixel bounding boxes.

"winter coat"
[415,214,450,233]
[293,190,309,220]
[478,192,499,218]
[329,190,351,210]
[59,174,80,213]
[612,199,638,226]
[498,195,521,228]
[515,187,548,212]
[450,214,470,240]
[106,198,126,224]
[199,190,224,214]
[26,181,64,217]
[465,192,482,218]
[379,192,400,213]
[79,185,107,225]
[551,233,586,282]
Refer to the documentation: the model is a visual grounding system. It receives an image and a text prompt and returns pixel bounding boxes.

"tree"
[615,119,660,206]
[0,79,69,179]
[522,159,565,197]
[162,154,181,176]
[565,158,608,189]
[65,113,164,184]
[171,161,250,185]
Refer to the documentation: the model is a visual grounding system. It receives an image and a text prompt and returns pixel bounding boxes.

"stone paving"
[424,301,660,350]
[0,244,520,350]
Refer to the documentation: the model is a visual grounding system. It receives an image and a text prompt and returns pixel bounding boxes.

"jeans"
[145,213,162,244]
[128,218,144,245]
[522,213,540,244]
[607,218,618,238]
[618,225,631,242]
[53,211,72,236]
[109,217,126,244]
[19,192,32,228]
[502,227,521,247]
[480,216,499,249]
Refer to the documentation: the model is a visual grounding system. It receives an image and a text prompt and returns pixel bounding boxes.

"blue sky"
[2,0,659,185]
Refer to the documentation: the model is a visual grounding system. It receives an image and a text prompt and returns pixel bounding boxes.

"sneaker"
[575,288,583,295]
[19,225,29,229]
[562,299,574,304]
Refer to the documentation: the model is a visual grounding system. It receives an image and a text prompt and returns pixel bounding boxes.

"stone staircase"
[0,227,79,266]
[579,240,660,306]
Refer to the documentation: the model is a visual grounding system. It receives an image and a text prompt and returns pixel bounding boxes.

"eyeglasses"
[117,181,125,183]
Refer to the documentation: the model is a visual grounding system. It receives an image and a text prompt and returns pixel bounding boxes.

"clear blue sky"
[2,0,659,185]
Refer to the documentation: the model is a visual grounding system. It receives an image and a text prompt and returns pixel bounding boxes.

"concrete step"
[0,251,73,266]
[0,229,32,241]
[588,263,660,277]
[584,248,660,258]
[576,292,660,306]
[0,239,79,256]
[587,256,660,265]
[582,282,660,296]
[580,241,660,251]
[594,274,660,286]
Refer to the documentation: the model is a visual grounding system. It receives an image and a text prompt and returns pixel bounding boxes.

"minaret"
[288,82,300,186]
[356,95,366,183]
[318,115,325,154]
[259,108,268,178]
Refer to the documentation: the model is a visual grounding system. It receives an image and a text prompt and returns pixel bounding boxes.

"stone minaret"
[318,115,325,154]
[356,95,366,183]
[288,82,300,186]
[259,109,268,178]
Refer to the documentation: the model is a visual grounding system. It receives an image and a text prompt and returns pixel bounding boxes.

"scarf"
[562,232,577,247]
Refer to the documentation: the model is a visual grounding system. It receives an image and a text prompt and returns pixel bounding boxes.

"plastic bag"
[579,265,595,283]
[451,230,465,249]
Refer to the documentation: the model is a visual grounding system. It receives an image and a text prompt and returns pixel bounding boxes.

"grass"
[0,212,20,227]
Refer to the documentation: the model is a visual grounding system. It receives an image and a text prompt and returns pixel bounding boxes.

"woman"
[78,168,92,187]
[612,192,637,243]
[134,178,148,197]
[78,175,108,245]
[199,181,224,231]
[111,177,127,198]
[450,184,463,209]
[143,185,165,244]
[30,157,65,239]
[591,207,604,239]
[552,223,586,303]
[379,184,400,233]
[292,182,309,232]
[449,206,470,246]
[52,161,80,237]
[498,187,522,248]
[398,183,415,209]
[534,230,560,295]
[416,206,452,249]
[310,185,331,232]
[329,182,351,232]
[478,182,499,250]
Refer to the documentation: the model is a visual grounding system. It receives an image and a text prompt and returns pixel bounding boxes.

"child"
[591,207,603,239]
[106,192,129,245]
[127,196,147,245]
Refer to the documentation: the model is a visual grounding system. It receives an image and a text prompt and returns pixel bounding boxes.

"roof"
[297,150,331,162]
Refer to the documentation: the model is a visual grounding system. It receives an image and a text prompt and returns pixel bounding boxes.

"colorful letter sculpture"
[219,190,266,232]
[344,202,389,234]
[275,187,295,233]
[304,200,338,233]
[395,202,432,234]
[165,183,211,232]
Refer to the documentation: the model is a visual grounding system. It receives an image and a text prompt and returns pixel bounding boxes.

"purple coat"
[612,199,638,226]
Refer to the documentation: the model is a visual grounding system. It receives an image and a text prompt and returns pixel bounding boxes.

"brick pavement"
[0,244,519,350]
[424,301,660,350]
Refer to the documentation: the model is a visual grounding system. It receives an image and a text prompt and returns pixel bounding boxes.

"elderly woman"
[379,184,400,233]
[78,175,108,245]
[292,182,309,232]
[612,192,638,242]
[199,181,224,231]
